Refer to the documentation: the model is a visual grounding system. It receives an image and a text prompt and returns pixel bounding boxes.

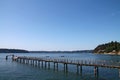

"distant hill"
[0,48,93,53]
[93,41,120,55]
[0,49,29,53]
[30,50,93,53]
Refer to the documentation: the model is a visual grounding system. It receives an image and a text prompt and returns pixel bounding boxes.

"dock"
[9,55,120,77]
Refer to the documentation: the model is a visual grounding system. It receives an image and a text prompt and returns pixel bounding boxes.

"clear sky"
[0,0,120,51]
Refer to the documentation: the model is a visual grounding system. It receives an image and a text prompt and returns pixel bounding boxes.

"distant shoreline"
[29,50,93,53]
[0,48,93,53]
[0,49,29,53]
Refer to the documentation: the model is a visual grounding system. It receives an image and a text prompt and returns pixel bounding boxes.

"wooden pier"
[11,56,120,77]
[6,54,15,60]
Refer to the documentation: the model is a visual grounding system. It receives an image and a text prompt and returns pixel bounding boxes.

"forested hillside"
[94,41,120,54]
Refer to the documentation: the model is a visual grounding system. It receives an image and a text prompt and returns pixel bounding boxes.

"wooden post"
[56,63,58,71]
[26,59,27,64]
[21,58,23,63]
[118,69,120,77]
[32,60,34,65]
[66,64,68,73]
[33,60,35,66]
[41,61,43,68]
[17,58,19,62]
[64,63,65,72]
[48,62,50,69]
[77,65,79,74]
[26,60,28,64]
[45,61,47,68]
[38,60,40,67]
[30,60,31,64]
[27,59,29,64]
[27,60,29,64]
[25,60,27,64]
[39,61,41,67]
[80,65,82,75]
[16,58,18,62]
[23,59,25,64]
[24,59,25,64]
[6,56,8,60]
[24,59,26,64]
[12,55,14,61]
[30,60,32,65]
[25,59,27,64]
[54,62,55,70]
[20,59,21,63]
[94,66,99,77]
[35,60,37,66]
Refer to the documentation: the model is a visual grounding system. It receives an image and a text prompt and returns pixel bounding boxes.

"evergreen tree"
[94,41,120,54]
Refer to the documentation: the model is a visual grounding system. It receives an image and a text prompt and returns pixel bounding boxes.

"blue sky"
[0,0,120,51]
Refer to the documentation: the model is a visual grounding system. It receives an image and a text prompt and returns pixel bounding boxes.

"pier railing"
[11,56,120,77]
[15,56,120,68]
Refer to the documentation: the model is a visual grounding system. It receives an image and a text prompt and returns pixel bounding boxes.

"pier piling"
[10,56,120,77]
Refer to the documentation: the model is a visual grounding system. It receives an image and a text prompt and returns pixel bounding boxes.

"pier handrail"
[16,56,120,68]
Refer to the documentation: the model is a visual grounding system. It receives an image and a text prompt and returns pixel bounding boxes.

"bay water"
[0,53,120,80]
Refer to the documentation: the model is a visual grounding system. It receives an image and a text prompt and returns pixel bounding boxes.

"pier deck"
[10,56,120,77]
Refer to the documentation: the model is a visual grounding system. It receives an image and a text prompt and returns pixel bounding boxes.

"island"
[0,49,29,53]
[93,41,120,55]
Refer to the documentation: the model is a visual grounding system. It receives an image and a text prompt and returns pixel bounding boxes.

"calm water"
[0,53,120,80]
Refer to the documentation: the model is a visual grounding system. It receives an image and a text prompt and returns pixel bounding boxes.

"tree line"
[0,49,29,53]
[94,41,120,53]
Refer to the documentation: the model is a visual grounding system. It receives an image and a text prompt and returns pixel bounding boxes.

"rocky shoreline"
[95,51,120,55]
